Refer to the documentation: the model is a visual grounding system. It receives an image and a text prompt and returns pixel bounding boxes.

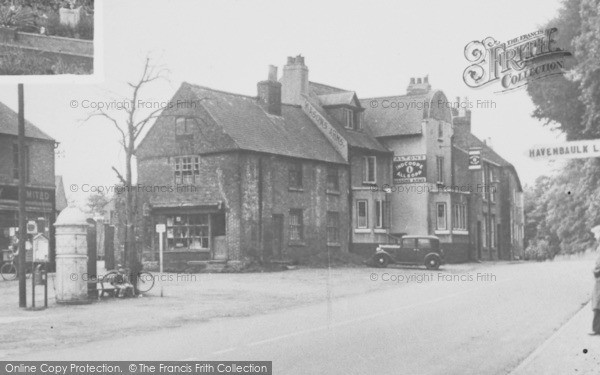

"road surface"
[9,256,597,374]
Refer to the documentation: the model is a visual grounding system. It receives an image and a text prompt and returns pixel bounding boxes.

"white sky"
[0,0,570,203]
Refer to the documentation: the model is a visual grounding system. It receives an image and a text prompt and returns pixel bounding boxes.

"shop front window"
[166,214,209,251]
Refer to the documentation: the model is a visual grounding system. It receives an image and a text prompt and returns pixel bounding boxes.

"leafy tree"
[524,0,600,256]
[86,192,109,217]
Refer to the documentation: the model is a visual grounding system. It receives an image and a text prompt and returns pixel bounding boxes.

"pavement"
[510,302,600,375]
[6,255,598,375]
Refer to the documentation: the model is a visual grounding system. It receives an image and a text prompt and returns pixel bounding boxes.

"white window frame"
[343,108,354,129]
[436,156,444,184]
[375,200,384,229]
[364,156,376,184]
[357,200,368,229]
[436,203,447,230]
[490,215,496,248]
[452,204,467,230]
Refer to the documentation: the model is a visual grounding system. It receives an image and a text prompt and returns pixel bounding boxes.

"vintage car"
[371,235,445,270]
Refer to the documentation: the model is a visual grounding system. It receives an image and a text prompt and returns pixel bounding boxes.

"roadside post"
[18,84,26,308]
[156,223,166,297]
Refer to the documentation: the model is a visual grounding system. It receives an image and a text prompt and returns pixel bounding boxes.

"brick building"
[136,56,393,270]
[0,101,63,269]
[362,79,524,262]
[452,106,524,261]
[136,57,524,269]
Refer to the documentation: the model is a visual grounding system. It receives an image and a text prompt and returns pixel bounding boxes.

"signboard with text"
[302,97,348,161]
[393,154,427,184]
[0,185,55,210]
[528,139,600,160]
[468,148,482,170]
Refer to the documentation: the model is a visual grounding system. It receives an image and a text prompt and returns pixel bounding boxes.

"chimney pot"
[287,56,294,64]
[417,78,422,84]
[410,77,415,84]
[424,76,429,83]
[257,65,282,115]
[268,65,277,81]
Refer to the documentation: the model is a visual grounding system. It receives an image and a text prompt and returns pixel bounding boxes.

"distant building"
[452,106,524,261]
[0,102,61,268]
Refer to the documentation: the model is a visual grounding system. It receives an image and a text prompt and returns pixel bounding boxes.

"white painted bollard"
[54,206,90,304]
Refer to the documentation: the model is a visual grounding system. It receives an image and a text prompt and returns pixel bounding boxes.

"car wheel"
[374,254,389,268]
[425,256,440,270]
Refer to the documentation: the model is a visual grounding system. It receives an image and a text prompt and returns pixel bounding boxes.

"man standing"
[591,225,600,335]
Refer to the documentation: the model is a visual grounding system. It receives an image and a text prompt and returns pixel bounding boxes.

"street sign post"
[528,139,600,160]
[156,224,166,297]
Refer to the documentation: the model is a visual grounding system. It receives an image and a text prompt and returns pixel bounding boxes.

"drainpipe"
[258,157,263,262]
[348,158,353,254]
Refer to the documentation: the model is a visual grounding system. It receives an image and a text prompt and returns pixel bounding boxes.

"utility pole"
[18,84,26,308]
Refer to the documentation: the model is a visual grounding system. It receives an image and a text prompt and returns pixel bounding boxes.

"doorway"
[272,214,284,259]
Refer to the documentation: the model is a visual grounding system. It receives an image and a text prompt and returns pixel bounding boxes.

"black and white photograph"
[0,0,96,79]
[0,0,599,374]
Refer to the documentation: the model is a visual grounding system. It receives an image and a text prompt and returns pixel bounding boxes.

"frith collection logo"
[463,28,572,93]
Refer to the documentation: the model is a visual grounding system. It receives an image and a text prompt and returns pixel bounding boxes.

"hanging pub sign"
[393,154,426,184]
[468,148,482,170]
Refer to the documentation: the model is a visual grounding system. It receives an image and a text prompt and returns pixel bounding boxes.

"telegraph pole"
[18,84,26,308]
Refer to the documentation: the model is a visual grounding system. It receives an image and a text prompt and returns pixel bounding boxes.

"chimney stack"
[257,65,282,116]
[407,75,431,95]
[452,96,472,133]
[281,55,309,105]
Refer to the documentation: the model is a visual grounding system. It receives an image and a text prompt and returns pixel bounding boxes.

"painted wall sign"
[0,185,55,209]
[393,154,427,184]
[468,148,482,170]
[528,139,600,160]
[302,97,348,161]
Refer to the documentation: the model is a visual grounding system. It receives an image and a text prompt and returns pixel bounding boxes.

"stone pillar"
[54,206,90,304]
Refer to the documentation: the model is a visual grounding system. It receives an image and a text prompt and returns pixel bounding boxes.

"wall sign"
[0,185,55,209]
[528,139,600,160]
[302,97,348,161]
[468,148,482,170]
[393,154,426,184]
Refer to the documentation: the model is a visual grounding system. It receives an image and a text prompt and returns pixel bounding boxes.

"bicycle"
[100,265,155,297]
[1,249,18,281]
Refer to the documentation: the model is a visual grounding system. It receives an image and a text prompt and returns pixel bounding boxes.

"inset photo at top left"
[0,0,100,82]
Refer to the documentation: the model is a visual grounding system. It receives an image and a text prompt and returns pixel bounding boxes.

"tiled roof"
[318,92,358,107]
[303,94,390,154]
[359,93,431,137]
[453,127,523,191]
[0,101,53,140]
[186,83,347,164]
[453,128,511,166]
[309,81,348,96]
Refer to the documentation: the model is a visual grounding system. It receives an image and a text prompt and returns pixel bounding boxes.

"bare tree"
[85,56,168,292]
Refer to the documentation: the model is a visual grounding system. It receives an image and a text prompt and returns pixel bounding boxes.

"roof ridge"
[184,82,257,100]
[468,132,513,167]
[0,101,54,140]
[360,93,427,100]
[309,81,348,92]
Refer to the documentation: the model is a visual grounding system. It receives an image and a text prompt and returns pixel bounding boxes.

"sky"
[0,0,571,204]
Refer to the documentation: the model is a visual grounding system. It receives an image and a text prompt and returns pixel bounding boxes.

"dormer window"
[343,108,354,129]
[342,108,362,130]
